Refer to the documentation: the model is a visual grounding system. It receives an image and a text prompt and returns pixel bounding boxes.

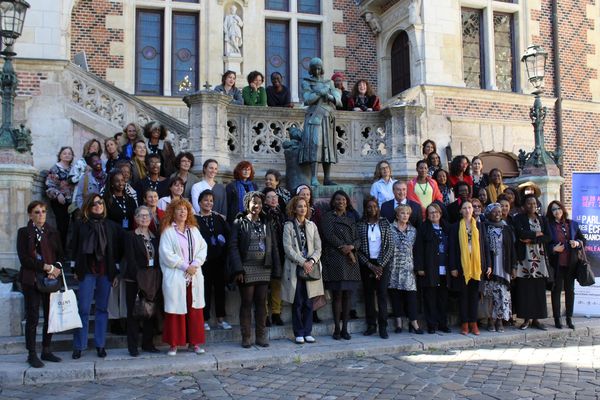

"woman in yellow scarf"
[485,168,507,203]
[448,200,491,336]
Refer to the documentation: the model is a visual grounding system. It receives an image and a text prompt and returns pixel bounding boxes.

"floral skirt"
[482,280,512,321]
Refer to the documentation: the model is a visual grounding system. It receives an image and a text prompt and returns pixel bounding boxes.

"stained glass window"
[494,12,515,92]
[266,0,289,11]
[461,8,483,89]
[265,21,290,88]
[298,23,321,99]
[298,0,320,14]
[136,10,163,95]
[171,13,198,95]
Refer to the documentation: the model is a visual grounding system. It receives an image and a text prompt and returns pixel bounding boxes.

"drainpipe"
[552,0,564,202]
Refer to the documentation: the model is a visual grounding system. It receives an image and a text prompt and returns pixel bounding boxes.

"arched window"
[478,152,519,178]
[391,31,411,96]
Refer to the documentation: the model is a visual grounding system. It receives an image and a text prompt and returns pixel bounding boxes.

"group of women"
[214,70,380,112]
[19,131,584,368]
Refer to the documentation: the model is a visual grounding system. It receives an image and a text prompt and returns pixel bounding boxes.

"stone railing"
[65,63,189,150]
[185,91,425,184]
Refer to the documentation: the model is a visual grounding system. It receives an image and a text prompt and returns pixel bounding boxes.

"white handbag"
[47,271,83,334]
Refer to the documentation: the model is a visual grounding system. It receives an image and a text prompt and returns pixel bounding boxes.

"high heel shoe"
[409,323,423,335]
[341,330,351,340]
[566,317,575,330]
[332,329,341,340]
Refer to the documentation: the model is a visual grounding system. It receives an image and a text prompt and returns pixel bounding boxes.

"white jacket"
[159,226,207,314]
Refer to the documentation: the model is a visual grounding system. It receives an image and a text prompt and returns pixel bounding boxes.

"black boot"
[566,317,575,330]
[554,317,562,329]
[27,351,44,368]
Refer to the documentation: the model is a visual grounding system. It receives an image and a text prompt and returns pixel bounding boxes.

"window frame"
[135,9,164,96]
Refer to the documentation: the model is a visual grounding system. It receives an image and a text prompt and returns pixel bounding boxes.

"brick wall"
[333,0,379,94]
[16,72,48,97]
[70,0,124,81]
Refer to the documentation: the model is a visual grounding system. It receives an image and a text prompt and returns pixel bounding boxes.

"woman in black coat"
[122,205,161,356]
[512,194,552,330]
[16,201,64,368]
[546,200,586,329]
[228,191,281,348]
[414,203,451,334]
[196,189,231,330]
[71,193,123,359]
[448,200,491,336]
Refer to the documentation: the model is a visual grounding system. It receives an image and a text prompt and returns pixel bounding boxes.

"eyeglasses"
[551,208,561,212]
[473,205,482,209]
[149,161,161,165]
[92,200,104,206]
[33,210,47,214]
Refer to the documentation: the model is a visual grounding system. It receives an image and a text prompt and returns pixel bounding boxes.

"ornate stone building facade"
[6,0,600,205]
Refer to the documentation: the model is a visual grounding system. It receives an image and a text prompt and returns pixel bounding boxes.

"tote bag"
[48,272,83,333]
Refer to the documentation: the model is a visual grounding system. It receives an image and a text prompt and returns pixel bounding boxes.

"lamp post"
[518,44,562,171]
[0,0,31,152]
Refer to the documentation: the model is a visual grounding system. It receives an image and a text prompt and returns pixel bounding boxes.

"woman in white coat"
[281,196,324,344]
[159,198,207,356]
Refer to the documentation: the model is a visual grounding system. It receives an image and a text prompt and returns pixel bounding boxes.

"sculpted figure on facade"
[224,5,243,56]
[364,12,382,36]
[409,0,422,25]
[298,58,342,186]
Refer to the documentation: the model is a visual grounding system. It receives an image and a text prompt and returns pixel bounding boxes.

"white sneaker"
[304,335,316,343]
[204,322,211,331]
[217,320,232,330]
[167,347,177,356]
[193,345,205,354]
[295,336,305,344]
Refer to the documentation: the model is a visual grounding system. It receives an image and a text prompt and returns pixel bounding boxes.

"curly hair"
[143,121,167,140]
[449,155,470,177]
[422,139,437,156]
[83,139,102,158]
[351,79,374,98]
[286,195,312,220]
[161,198,198,233]
[233,160,255,181]
[246,71,264,85]
[175,152,195,170]
[243,191,265,214]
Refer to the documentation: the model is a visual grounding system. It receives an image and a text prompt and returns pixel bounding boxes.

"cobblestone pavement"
[2,335,600,400]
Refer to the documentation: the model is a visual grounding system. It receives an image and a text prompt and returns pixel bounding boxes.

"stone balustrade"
[185,91,426,186]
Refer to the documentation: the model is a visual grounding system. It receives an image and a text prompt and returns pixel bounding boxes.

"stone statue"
[223,5,243,56]
[298,58,342,186]
[409,0,422,25]
[14,124,32,153]
[364,12,381,35]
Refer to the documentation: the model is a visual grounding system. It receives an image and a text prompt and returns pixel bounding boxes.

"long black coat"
[512,213,551,262]
[320,210,361,282]
[71,218,123,281]
[414,220,451,288]
[447,220,491,291]
[121,231,159,281]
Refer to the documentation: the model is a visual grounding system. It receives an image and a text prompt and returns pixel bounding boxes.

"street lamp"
[0,0,31,152]
[518,44,561,171]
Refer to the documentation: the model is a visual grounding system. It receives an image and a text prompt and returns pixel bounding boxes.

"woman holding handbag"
[281,196,324,344]
[159,199,207,356]
[122,206,161,356]
[546,200,586,329]
[17,201,64,368]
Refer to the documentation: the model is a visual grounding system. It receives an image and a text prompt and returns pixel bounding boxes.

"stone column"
[384,104,424,178]
[0,149,37,270]
[508,163,565,208]
[184,91,233,173]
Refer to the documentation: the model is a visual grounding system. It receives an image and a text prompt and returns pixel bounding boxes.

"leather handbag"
[132,293,155,319]
[576,247,595,287]
[297,263,321,281]
[35,270,63,293]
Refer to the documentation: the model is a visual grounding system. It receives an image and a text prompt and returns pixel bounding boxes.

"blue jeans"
[73,274,111,350]
[292,279,313,337]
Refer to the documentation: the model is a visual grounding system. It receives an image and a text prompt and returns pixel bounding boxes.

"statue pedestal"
[0,150,37,270]
[312,184,366,215]
[223,56,243,75]
[506,174,564,207]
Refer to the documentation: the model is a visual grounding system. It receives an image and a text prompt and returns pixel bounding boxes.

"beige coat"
[281,220,324,303]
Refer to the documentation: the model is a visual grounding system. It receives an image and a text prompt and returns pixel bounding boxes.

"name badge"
[370,234,377,242]
[258,242,266,252]
[122,218,129,229]
[148,259,154,267]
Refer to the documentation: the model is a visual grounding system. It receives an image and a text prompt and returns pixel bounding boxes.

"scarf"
[486,183,507,203]
[235,180,256,213]
[459,217,481,284]
[27,221,56,265]
[82,213,108,261]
